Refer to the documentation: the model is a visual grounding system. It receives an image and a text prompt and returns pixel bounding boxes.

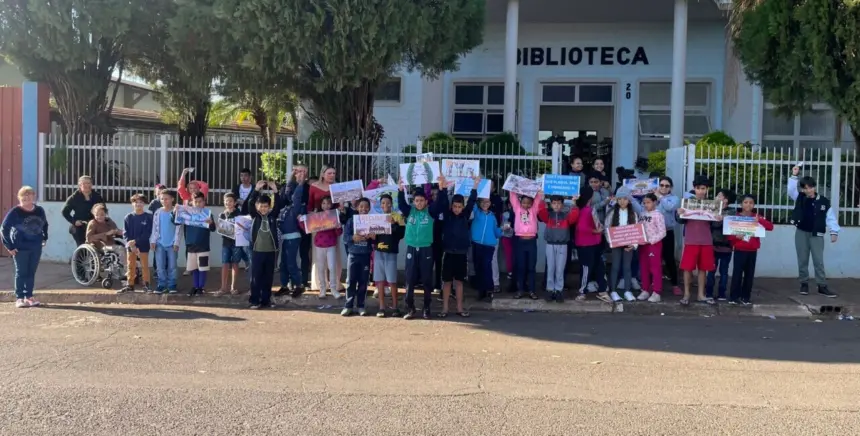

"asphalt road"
[1,304,859,436]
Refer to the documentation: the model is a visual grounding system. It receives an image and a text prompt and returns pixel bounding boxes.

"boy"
[538,194,580,302]
[247,181,283,309]
[277,175,306,297]
[706,189,736,301]
[398,177,447,320]
[216,193,247,295]
[150,190,181,294]
[180,192,216,296]
[341,198,374,316]
[232,168,255,215]
[788,166,839,297]
[121,194,153,293]
[438,177,478,317]
[676,175,718,305]
[373,193,405,317]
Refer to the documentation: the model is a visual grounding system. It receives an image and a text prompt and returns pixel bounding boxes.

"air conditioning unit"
[713,0,732,10]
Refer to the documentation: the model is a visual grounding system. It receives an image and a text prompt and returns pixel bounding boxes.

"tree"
[731,0,860,149]
[216,75,300,145]
[205,0,485,142]
[0,0,158,135]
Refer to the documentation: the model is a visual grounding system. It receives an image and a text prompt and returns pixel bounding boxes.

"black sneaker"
[514,292,524,299]
[818,286,837,298]
[800,283,809,295]
[275,286,289,296]
[403,309,416,320]
[422,309,431,319]
[290,286,305,298]
[557,293,565,304]
[545,292,555,303]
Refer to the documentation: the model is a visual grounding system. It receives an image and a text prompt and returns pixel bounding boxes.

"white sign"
[441,159,480,184]
[502,174,540,198]
[354,214,391,236]
[400,162,441,186]
[330,180,364,204]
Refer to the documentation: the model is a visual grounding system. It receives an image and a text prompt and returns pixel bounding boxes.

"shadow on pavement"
[40,305,246,322]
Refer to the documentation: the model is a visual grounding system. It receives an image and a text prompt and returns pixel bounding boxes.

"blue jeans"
[515,237,537,294]
[13,248,41,299]
[279,238,302,288]
[706,250,733,299]
[156,244,177,290]
[344,252,371,309]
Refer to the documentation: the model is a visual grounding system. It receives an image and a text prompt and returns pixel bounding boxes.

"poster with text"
[216,218,235,239]
[441,159,480,184]
[330,180,364,204]
[354,214,392,236]
[400,161,441,185]
[417,152,434,163]
[607,223,648,248]
[174,206,212,228]
[623,178,659,197]
[542,174,581,196]
[302,209,341,233]
[234,215,253,247]
[680,198,724,221]
[502,174,540,198]
[364,185,400,214]
[723,215,766,238]
[455,178,491,199]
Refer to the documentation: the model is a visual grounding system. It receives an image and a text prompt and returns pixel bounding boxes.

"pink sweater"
[640,210,666,244]
[574,205,603,247]
[509,192,543,237]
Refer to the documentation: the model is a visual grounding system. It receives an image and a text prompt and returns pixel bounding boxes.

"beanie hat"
[615,186,633,199]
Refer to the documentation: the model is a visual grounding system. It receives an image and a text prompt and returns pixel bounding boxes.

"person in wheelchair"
[71,203,134,289]
[86,203,119,249]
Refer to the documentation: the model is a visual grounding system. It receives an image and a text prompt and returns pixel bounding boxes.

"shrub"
[698,130,736,146]
[260,151,288,184]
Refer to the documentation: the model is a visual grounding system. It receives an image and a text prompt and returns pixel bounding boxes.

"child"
[247,186,282,309]
[587,173,611,225]
[216,193,243,296]
[149,190,181,294]
[728,195,774,305]
[574,186,611,302]
[472,193,504,302]
[341,198,374,316]
[121,194,153,293]
[787,165,839,297]
[276,178,306,297]
[2,186,48,308]
[373,194,405,317]
[305,196,343,299]
[676,175,717,305]
[500,200,514,281]
[509,188,544,300]
[706,189,736,301]
[538,195,579,302]
[180,192,216,296]
[86,204,119,249]
[398,178,446,320]
[605,187,638,302]
[438,177,478,317]
[149,185,166,214]
[637,193,666,302]
[591,158,611,190]
[654,176,682,296]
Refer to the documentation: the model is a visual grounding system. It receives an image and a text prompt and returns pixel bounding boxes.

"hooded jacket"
[439,187,477,254]
[537,203,579,245]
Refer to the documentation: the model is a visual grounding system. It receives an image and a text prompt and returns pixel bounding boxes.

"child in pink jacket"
[508,189,543,300]
[638,193,666,302]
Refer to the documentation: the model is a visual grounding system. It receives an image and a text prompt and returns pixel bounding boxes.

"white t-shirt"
[238,184,253,202]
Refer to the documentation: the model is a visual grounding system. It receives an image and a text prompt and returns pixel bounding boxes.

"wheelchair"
[71,238,141,289]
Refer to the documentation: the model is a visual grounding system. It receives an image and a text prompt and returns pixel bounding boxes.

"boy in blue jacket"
[471,184,504,303]
[276,176,306,297]
[181,192,216,296]
[439,176,479,317]
[121,194,154,293]
[341,198,374,317]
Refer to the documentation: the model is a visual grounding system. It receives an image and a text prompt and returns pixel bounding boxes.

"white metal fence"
[682,144,860,226]
[38,132,560,204]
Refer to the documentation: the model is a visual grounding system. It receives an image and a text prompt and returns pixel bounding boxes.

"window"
[540,83,614,105]
[451,83,518,140]
[375,78,402,103]
[762,104,840,151]
[637,82,712,157]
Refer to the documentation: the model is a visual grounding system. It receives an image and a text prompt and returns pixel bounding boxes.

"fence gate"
[0,87,23,257]
[665,146,688,191]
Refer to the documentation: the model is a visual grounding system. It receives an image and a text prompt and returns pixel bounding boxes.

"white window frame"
[374,77,403,106]
[540,83,615,106]
[451,82,518,139]
[637,82,713,155]
[761,103,839,150]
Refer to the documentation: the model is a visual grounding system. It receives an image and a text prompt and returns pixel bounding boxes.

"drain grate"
[819,306,842,314]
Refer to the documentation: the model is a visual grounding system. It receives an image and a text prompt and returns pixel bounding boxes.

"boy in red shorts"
[676,175,719,305]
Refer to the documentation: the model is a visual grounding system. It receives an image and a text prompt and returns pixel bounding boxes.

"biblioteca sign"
[517,46,649,66]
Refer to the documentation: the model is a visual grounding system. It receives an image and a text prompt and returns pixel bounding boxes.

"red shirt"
[728,214,774,251]
[308,184,331,212]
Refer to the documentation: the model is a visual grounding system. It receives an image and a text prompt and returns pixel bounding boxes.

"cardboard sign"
[455,178,491,199]
[502,174,540,198]
[623,178,659,196]
[723,215,766,238]
[363,186,399,214]
[216,218,235,239]
[542,174,580,196]
[174,206,212,228]
[680,198,723,221]
[354,214,391,236]
[607,223,648,248]
[441,159,480,183]
[329,180,364,204]
[302,209,341,233]
[234,215,252,247]
[400,161,441,185]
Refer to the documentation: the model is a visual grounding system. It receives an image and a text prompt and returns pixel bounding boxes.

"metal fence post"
[551,142,561,174]
[37,132,46,202]
[286,136,294,179]
[685,144,697,190]
[831,148,842,214]
[159,134,169,186]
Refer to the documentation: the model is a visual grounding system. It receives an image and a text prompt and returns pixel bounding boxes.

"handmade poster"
[680,198,724,221]
[386,174,397,186]
[354,214,392,236]
[363,185,399,214]
[302,209,341,233]
[723,215,766,238]
[441,159,480,183]
[216,218,235,239]
[455,178,491,199]
[607,223,648,248]
[542,174,581,196]
[174,206,212,228]
[417,153,434,163]
[502,174,541,198]
[234,215,253,246]
[400,161,441,185]
[623,178,659,197]
[330,180,364,204]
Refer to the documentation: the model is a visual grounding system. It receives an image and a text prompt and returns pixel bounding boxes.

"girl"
[303,196,342,299]
[574,185,610,303]
[591,158,611,190]
[2,186,48,308]
[308,165,344,293]
[637,193,666,302]
[509,189,544,300]
[566,156,585,178]
[728,195,774,305]
[605,187,638,302]
[86,203,120,249]
[655,176,682,296]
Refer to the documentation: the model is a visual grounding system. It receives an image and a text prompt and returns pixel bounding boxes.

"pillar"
[669,0,688,148]
[503,0,519,133]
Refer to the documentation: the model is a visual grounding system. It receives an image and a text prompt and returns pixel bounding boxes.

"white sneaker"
[623,291,635,302]
[318,290,326,298]
[183,270,190,276]
[586,281,598,293]
[616,279,626,290]
[637,291,651,301]
[384,289,392,296]
[332,290,343,299]
[372,290,379,298]
[15,299,26,308]
[648,293,662,303]
[631,278,642,291]
[610,291,622,302]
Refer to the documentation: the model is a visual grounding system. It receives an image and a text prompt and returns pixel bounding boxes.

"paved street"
[1,305,859,435]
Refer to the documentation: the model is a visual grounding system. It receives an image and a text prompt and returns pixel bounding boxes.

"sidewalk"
[0,258,856,318]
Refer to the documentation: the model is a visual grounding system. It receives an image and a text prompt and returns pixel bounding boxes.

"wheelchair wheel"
[71,244,101,286]
[101,278,113,289]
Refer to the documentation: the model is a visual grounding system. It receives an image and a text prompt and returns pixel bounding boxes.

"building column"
[669,0,688,148]
[750,84,763,145]
[503,0,519,133]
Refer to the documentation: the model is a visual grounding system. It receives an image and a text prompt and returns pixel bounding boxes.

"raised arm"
[463,187,478,218]
[397,189,412,218]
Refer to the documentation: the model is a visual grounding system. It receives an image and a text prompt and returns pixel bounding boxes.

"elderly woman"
[62,175,104,246]
[2,186,48,308]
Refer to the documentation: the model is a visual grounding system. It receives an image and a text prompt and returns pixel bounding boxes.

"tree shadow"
[40,304,246,322]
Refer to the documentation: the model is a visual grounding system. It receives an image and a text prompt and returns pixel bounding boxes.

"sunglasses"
[659,184,672,188]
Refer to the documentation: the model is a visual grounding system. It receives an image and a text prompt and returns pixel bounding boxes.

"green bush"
[260,151,288,184]
[647,150,667,175]
[698,130,736,146]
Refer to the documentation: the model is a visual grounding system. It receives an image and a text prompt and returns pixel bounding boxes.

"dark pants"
[515,237,537,293]
[432,241,443,291]
[577,245,607,293]
[13,248,42,299]
[344,253,371,309]
[72,226,86,246]
[473,243,496,299]
[706,250,733,299]
[730,251,758,302]
[662,229,678,286]
[250,251,277,305]
[405,246,434,310]
[300,232,312,285]
[279,238,302,288]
